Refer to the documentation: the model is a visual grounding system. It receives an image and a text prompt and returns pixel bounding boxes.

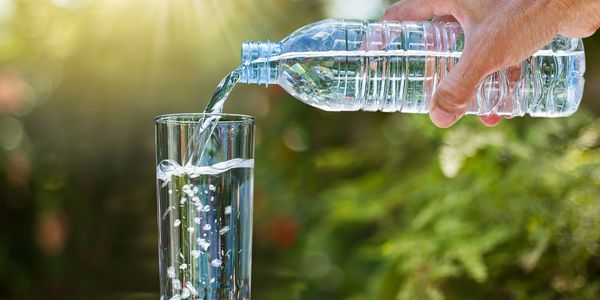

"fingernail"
[430,105,459,128]
[480,114,502,127]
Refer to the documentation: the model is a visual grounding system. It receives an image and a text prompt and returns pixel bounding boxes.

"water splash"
[157,158,254,186]
[185,66,244,167]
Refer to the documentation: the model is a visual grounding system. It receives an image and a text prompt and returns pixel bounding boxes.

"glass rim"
[155,113,255,125]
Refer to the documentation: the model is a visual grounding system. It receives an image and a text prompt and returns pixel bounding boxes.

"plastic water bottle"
[239,19,585,117]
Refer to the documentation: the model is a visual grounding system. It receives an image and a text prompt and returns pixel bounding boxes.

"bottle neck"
[240,41,282,85]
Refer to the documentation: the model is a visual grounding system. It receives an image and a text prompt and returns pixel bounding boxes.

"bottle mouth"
[241,41,281,65]
[241,41,282,85]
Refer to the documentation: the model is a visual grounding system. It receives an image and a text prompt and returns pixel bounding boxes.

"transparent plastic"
[240,19,585,117]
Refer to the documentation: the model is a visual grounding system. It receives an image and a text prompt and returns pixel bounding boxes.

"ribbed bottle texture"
[241,41,281,85]
[240,19,585,117]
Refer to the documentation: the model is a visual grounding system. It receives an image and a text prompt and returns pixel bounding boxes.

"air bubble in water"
[186,282,198,295]
[197,238,210,251]
[211,259,222,268]
[181,287,190,299]
[167,266,176,278]
[172,279,182,290]
[219,226,230,235]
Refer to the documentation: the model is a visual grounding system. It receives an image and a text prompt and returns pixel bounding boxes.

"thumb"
[430,47,489,128]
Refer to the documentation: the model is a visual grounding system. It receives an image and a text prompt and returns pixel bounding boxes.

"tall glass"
[155,114,255,300]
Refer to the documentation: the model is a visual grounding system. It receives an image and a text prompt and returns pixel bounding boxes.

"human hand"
[383,0,600,128]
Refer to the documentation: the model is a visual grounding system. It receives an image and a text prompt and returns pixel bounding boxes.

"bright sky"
[0,0,14,22]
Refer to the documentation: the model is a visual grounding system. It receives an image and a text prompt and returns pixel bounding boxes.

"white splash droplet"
[191,250,200,258]
[224,206,232,215]
[181,287,190,299]
[187,227,195,233]
[211,259,222,268]
[179,263,187,270]
[182,185,192,194]
[219,226,230,235]
[167,266,176,278]
[194,217,201,224]
[209,184,216,191]
[186,282,198,295]
[172,278,182,290]
[202,205,210,212]
[203,224,212,231]
[174,219,181,227]
[197,238,210,251]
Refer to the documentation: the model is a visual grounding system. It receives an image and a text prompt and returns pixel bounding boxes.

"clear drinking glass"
[155,113,255,300]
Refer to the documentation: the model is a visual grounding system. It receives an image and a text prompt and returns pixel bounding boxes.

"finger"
[432,15,457,23]
[382,0,437,21]
[479,114,502,127]
[430,46,491,128]
[559,26,598,38]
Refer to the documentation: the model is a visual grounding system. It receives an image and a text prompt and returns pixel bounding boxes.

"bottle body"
[241,19,585,117]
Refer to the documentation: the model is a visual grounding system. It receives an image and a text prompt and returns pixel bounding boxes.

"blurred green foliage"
[0,0,599,299]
